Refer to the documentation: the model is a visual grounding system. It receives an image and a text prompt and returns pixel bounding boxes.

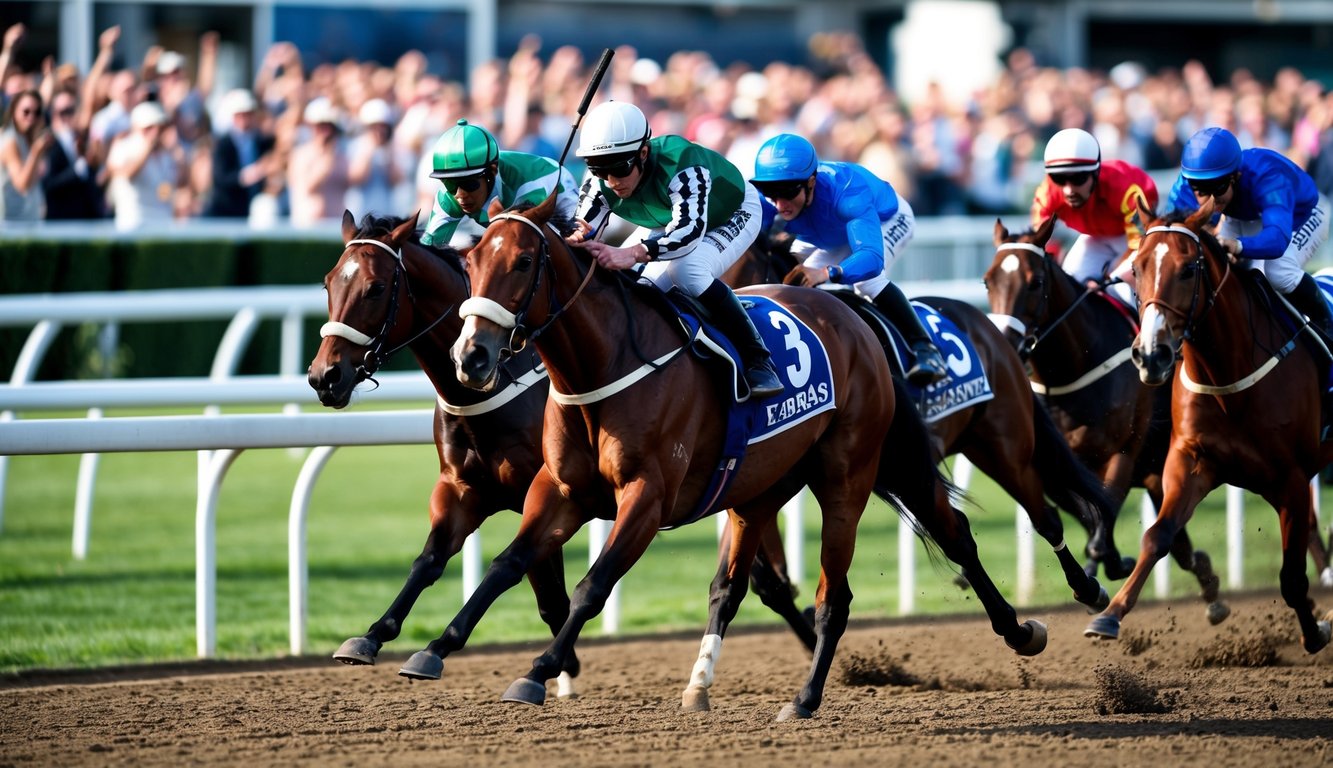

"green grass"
[1,409,1326,674]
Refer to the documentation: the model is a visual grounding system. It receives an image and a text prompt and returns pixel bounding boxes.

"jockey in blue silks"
[751,133,947,386]
[1166,126,1333,339]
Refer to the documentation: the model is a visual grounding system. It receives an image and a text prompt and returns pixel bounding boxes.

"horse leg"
[399,468,584,681]
[501,476,666,706]
[1144,479,1229,624]
[746,518,816,652]
[523,548,581,698]
[966,449,1106,612]
[334,478,480,665]
[682,509,772,712]
[1271,480,1331,653]
[1086,456,1214,640]
[1089,455,1138,581]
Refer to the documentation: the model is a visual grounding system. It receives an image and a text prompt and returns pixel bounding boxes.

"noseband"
[458,212,597,362]
[320,237,453,381]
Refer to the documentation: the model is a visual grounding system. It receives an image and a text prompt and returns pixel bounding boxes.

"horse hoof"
[1206,601,1231,626]
[332,636,378,666]
[1301,620,1331,654]
[398,651,444,680]
[1084,613,1121,640]
[1008,620,1048,656]
[1111,556,1137,580]
[1079,583,1110,614]
[681,684,711,712]
[501,677,547,706]
[776,702,813,722]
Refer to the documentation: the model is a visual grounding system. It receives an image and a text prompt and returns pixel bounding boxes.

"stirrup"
[907,344,948,387]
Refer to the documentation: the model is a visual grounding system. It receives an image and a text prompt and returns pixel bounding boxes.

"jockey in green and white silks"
[568,100,782,398]
[421,119,578,249]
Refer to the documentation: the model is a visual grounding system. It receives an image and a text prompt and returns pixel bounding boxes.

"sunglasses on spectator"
[587,154,641,180]
[1188,176,1232,198]
[1048,171,1093,187]
[752,180,807,201]
[54,107,76,118]
[442,173,488,194]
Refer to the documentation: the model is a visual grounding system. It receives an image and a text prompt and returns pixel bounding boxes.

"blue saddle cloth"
[885,302,995,423]
[663,293,836,528]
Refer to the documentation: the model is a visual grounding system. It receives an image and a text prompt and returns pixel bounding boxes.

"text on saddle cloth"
[888,302,995,423]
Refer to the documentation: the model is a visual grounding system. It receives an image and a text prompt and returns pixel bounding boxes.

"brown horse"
[1085,200,1332,652]
[305,211,820,693]
[985,217,1229,623]
[432,196,1045,721]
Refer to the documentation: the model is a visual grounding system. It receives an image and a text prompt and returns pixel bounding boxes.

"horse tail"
[874,377,952,562]
[1028,392,1109,533]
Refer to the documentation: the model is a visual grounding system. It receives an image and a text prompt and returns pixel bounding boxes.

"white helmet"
[576,101,650,158]
[1043,128,1101,173]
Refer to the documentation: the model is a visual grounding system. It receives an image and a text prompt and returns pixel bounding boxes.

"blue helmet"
[1181,127,1242,180]
[753,134,818,182]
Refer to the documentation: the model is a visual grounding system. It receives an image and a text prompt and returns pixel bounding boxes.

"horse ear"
[1034,214,1056,246]
[1135,194,1155,230]
[993,218,1008,246]
[528,189,558,223]
[389,211,419,245]
[341,210,357,244]
[486,197,505,220]
[1185,197,1216,231]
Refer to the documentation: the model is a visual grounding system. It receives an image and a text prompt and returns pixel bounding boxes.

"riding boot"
[873,282,948,386]
[698,280,784,399]
[1287,273,1333,344]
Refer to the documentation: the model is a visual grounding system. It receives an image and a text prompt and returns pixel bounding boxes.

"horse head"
[1129,196,1221,386]
[452,193,563,391]
[984,215,1057,354]
[308,209,421,408]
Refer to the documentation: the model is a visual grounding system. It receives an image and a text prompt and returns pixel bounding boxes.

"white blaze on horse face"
[1139,304,1166,352]
[1152,242,1169,298]
[1000,254,1021,273]
[340,257,360,282]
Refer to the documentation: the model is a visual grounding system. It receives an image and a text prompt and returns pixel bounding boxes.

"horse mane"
[353,212,467,276]
[504,201,577,239]
[1156,209,1225,257]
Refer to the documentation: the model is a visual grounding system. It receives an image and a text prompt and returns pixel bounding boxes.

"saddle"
[1245,268,1333,430]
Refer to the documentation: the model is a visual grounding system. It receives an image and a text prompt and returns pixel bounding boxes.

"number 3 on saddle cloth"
[887,301,995,422]
[661,293,837,529]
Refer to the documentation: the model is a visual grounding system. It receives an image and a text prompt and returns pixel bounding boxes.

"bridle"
[457,211,597,363]
[988,241,1104,361]
[1138,224,1230,350]
[319,237,454,383]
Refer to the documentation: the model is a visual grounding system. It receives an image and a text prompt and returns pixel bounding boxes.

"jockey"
[567,100,783,399]
[1167,126,1333,340]
[751,133,948,387]
[1033,128,1158,306]
[421,119,578,249]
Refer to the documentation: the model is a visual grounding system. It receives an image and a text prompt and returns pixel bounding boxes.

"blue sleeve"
[1237,172,1298,260]
[834,180,894,284]
[1165,175,1198,215]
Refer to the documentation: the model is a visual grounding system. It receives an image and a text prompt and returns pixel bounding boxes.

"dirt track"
[3,591,1332,767]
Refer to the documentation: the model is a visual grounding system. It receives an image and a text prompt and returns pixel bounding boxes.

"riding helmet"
[1181,127,1242,180]
[576,101,651,158]
[430,119,499,179]
[1043,128,1101,173]
[752,134,819,182]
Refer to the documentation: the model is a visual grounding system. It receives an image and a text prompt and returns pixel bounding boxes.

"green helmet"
[430,119,499,178]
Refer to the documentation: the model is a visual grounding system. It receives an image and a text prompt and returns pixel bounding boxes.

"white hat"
[629,58,661,86]
[131,100,169,129]
[358,98,392,126]
[303,97,340,126]
[157,51,185,75]
[221,88,257,116]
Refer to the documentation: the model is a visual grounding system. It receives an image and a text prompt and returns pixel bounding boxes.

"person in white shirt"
[105,100,185,229]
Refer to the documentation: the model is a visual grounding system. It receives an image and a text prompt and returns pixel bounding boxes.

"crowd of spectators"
[3,24,1333,230]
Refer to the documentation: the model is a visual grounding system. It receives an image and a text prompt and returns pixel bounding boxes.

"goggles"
[1048,171,1093,187]
[587,153,642,180]
[752,180,807,201]
[442,173,488,194]
[1187,176,1232,198]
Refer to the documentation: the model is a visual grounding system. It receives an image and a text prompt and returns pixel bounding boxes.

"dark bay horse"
[437,195,1045,721]
[306,211,819,693]
[985,217,1229,624]
[1086,200,1332,652]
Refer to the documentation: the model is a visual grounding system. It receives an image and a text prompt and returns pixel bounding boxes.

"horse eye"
[366,283,386,300]
[1179,262,1197,279]
[515,254,533,272]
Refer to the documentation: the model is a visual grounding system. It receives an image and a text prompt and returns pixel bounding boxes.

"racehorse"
[306,211,819,692]
[432,195,1046,721]
[1085,199,1332,652]
[985,217,1229,623]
